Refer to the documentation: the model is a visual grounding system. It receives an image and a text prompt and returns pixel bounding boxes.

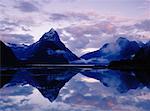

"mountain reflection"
[81,69,150,93]
[0,68,149,102]
[0,68,80,102]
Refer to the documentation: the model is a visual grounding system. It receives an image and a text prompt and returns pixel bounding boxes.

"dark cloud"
[0,20,18,26]
[0,3,6,7]
[135,19,150,31]
[49,13,68,21]
[49,12,90,21]
[14,1,39,12]
[0,19,33,35]
[0,27,14,32]
[68,12,90,20]
[0,34,34,44]
[0,17,36,28]
[21,26,31,31]
[0,20,18,32]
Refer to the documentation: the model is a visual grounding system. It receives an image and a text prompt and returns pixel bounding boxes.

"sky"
[0,0,150,56]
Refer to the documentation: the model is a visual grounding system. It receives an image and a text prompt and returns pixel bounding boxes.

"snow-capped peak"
[41,28,60,42]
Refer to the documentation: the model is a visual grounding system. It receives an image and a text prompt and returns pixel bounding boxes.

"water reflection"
[81,69,149,93]
[133,70,150,87]
[0,68,150,111]
[1,68,150,100]
[0,68,80,102]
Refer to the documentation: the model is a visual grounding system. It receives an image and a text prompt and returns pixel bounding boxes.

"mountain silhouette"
[108,41,150,70]
[133,41,150,64]
[0,41,19,67]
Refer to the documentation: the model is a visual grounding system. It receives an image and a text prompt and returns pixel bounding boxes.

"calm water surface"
[0,68,150,111]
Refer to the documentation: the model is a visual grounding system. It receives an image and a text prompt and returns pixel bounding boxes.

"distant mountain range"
[0,28,149,67]
[81,37,141,64]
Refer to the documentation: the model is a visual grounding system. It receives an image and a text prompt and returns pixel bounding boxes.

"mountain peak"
[40,28,60,42]
[117,37,128,42]
[49,28,55,33]
[116,37,129,45]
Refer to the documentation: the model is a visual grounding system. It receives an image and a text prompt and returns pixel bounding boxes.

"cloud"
[14,1,39,12]
[0,20,18,32]
[57,18,150,56]
[0,0,149,56]
[0,19,35,33]
[68,12,90,21]
[0,20,18,26]
[0,27,14,32]
[0,34,34,44]
[136,100,150,111]
[56,74,150,111]
[0,3,6,7]
[21,26,31,31]
[58,21,117,56]
[66,36,89,49]
[64,22,116,35]
[49,12,90,21]
[49,13,68,21]
[135,19,150,31]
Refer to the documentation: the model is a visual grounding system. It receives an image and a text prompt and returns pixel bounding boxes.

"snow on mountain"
[6,43,28,48]
[41,28,60,42]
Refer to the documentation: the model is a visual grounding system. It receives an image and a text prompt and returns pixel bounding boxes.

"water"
[0,68,150,111]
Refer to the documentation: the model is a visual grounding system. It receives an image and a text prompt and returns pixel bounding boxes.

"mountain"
[108,41,150,85]
[0,41,19,66]
[8,28,79,64]
[6,43,28,60]
[108,41,150,70]
[132,41,150,69]
[81,37,140,64]
[133,41,150,63]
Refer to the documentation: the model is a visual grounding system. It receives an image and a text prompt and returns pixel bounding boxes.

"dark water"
[0,68,150,111]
